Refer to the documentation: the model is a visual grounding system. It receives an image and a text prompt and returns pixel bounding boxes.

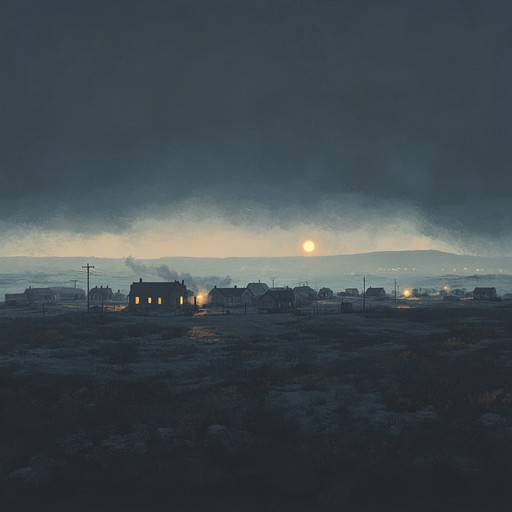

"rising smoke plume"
[124,256,232,292]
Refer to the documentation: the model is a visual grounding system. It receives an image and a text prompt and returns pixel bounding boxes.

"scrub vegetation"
[1,305,512,511]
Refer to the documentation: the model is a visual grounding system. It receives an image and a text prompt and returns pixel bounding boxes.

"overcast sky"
[1,0,510,257]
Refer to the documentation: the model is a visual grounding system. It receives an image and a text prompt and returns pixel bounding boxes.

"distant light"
[303,240,315,253]
[403,289,411,298]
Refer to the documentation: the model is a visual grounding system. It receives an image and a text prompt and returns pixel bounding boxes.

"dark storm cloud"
[1,0,511,246]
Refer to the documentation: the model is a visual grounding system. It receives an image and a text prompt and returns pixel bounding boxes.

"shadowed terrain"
[2,305,512,511]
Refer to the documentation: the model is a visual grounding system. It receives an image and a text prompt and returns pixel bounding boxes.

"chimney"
[139,278,143,283]
[181,280,184,286]
[234,285,237,288]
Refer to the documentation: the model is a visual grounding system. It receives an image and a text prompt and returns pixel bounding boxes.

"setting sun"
[303,239,315,253]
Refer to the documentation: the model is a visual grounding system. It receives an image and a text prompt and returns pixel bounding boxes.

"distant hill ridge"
[1,250,511,277]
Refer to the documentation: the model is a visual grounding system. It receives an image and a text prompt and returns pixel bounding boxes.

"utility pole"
[270,277,277,289]
[362,275,366,311]
[82,263,94,313]
[394,278,397,304]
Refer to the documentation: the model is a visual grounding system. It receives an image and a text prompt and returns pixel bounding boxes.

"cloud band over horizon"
[1,0,511,256]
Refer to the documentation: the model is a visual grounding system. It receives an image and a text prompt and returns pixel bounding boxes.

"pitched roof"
[260,289,295,302]
[129,281,186,295]
[209,287,247,297]
[51,287,85,293]
[90,286,113,292]
[365,287,386,296]
[25,287,54,297]
[246,283,269,295]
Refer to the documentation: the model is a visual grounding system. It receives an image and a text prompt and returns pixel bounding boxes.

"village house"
[345,288,360,296]
[207,285,252,307]
[129,279,187,311]
[112,289,127,302]
[245,282,269,304]
[25,287,56,305]
[4,292,30,307]
[293,285,317,306]
[449,288,467,298]
[318,287,333,300]
[89,286,113,304]
[473,287,497,301]
[51,287,86,301]
[257,289,295,313]
[365,287,387,298]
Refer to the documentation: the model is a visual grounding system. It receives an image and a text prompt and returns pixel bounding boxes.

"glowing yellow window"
[135,296,140,305]
[180,296,184,305]
[148,297,152,304]
[158,297,162,305]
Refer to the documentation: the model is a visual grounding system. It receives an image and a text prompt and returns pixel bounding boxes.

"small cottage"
[51,287,86,301]
[318,287,333,300]
[257,289,295,313]
[473,287,497,301]
[25,287,56,305]
[293,285,317,306]
[365,287,386,298]
[207,286,252,307]
[89,286,113,304]
[4,292,30,307]
[245,282,269,304]
[112,289,127,302]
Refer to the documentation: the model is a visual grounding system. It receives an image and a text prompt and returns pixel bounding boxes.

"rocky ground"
[1,302,512,511]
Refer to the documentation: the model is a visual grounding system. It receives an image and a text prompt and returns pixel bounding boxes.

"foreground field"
[2,305,512,511]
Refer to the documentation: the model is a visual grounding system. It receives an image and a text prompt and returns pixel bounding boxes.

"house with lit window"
[128,279,188,312]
